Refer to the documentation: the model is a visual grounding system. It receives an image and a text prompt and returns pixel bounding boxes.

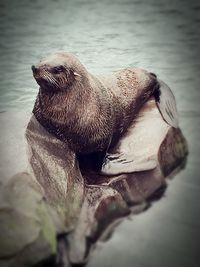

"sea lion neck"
[32,72,99,135]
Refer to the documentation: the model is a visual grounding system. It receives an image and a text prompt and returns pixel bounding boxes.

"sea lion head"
[32,52,95,151]
[31,52,86,92]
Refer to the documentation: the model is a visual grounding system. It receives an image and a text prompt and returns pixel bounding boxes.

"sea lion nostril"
[31,65,37,73]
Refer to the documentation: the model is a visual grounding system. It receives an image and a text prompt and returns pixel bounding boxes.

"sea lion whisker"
[49,76,59,85]
[58,76,66,86]
[46,74,57,84]
[44,72,53,81]
[43,72,60,88]
[43,73,49,81]
[62,76,67,86]
[44,71,61,88]
[64,68,70,76]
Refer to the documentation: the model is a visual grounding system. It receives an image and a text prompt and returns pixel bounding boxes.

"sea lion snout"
[31,65,42,79]
[31,65,56,90]
[31,65,38,74]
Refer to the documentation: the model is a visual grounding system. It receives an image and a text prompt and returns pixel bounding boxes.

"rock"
[0,97,188,266]
[26,116,85,231]
[0,172,57,267]
[64,99,188,265]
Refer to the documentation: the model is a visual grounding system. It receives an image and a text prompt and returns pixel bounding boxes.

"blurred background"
[0,0,200,266]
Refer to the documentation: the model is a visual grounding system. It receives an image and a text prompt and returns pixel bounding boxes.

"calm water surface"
[0,0,200,266]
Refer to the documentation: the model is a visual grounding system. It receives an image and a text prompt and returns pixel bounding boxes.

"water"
[0,0,200,266]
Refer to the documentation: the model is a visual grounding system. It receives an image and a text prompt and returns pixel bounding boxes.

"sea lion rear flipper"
[101,153,157,176]
[100,79,175,176]
[156,79,179,128]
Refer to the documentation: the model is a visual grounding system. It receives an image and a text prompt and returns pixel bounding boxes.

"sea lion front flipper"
[101,152,157,176]
[156,79,179,128]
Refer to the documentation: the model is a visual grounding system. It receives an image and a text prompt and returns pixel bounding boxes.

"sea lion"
[32,52,178,174]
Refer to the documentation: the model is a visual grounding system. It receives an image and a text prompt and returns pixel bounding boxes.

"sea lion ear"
[73,72,81,77]
[68,70,81,84]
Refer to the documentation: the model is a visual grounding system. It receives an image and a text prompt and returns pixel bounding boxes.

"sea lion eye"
[52,65,64,74]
